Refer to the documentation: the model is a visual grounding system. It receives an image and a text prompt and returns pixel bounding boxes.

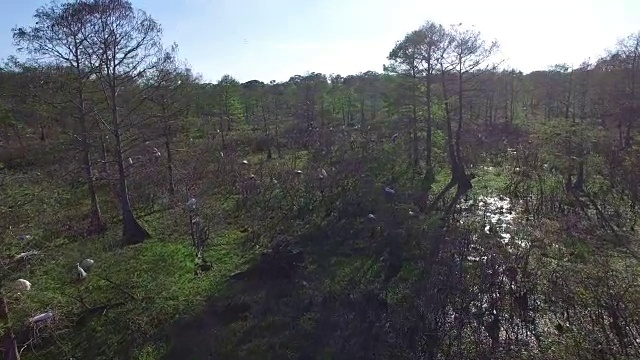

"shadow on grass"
[156,213,426,360]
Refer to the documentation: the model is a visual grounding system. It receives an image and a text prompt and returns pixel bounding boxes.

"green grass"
[1,166,253,359]
[471,165,509,196]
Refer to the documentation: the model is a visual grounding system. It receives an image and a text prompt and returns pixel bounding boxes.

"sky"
[1,0,639,83]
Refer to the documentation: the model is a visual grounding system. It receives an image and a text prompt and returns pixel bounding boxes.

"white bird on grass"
[14,279,31,291]
[76,263,88,280]
[79,258,95,272]
[29,311,53,324]
[14,250,39,261]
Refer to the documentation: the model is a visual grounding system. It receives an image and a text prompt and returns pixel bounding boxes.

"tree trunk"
[79,97,105,235]
[1,296,19,360]
[411,78,419,169]
[99,135,109,177]
[165,130,175,197]
[219,116,226,150]
[425,64,433,175]
[110,85,149,246]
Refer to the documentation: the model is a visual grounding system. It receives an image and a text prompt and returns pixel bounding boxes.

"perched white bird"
[29,311,53,323]
[384,186,396,194]
[14,279,31,291]
[249,174,256,179]
[295,170,303,175]
[220,152,224,158]
[79,258,95,272]
[367,213,376,220]
[241,160,249,165]
[409,210,416,216]
[153,147,161,157]
[319,168,328,179]
[186,198,197,212]
[128,157,133,165]
[76,263,88,280]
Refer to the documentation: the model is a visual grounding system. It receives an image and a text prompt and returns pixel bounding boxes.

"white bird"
[319,168,328,179]
[79,258,95,272]
[153,147,161,157]
[14,250,39,261]
[367,213,376,220]
[14,279,31,291]
[187,197,197,211]
[384,186,396,194]
[295,170,303,175]
[29,311,53,323]
[409,210,416,216]
[241,160,249,165]
[128,157,133,165]
[249,174,256,179]
[76,263,88,280]
[220,152,224,158]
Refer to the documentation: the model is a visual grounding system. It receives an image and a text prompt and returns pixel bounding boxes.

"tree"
[615,32,640,147]
[415,21,448,178]
[13,0,106,234]
[148,51,196,197]
[217,74,243,136]
[387,32,424,168]
[431,24,498,213]
[89,0,171,245]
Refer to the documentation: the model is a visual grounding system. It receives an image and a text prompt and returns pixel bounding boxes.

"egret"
[319,168,327,179]
[14,279,31,291]
[295,170,303,175]
[76,263,88,280]
[128,157,133,165]
[29,311,53,324]
[408,210,416,216]
[14,250,39,261]
[79,258,95,272]
[367,213,376,220]
[187,198,197,212]
[241,160,249,165]
[384,186,395,195]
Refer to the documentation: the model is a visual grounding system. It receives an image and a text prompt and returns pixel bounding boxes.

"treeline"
[2,1,640,359]
[1,0,639,245]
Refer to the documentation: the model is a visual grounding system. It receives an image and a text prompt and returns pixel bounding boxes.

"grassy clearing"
[1,167,254,360]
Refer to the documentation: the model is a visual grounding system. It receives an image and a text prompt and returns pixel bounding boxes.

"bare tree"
[431,25,499,213]
[88,0,170,245]
[416,21,448,179]
[148,52,196,197]
[13,0,106,234]
[387,33,423,168]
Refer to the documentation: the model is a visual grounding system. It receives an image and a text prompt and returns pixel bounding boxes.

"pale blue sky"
[1,0,639,83]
